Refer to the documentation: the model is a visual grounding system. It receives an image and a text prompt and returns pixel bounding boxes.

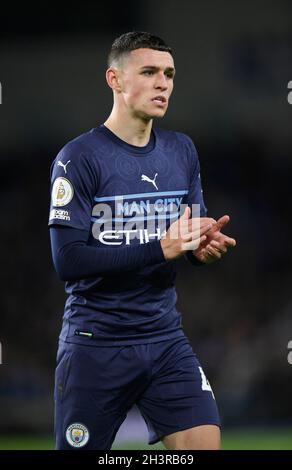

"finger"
[210,240,227,254]
[192,217,217,226]
[201,248,216,263]
[205,245,222,259]
[215,215,230,231]
[200,217,217,224]
[182,234,206,251]
[223,237,236,247]
[212,233,236,247]
[187,217,216,232]
[182,223,213,241]
[200,223,214,235]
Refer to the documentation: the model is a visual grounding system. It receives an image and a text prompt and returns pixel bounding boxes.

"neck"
[104,108,153,147]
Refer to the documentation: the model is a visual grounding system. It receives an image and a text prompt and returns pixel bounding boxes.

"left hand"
[193,215,236,264]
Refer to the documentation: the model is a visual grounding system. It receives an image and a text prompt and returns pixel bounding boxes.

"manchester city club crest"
[65,423,89,448]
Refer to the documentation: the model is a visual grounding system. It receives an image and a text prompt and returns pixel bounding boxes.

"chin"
[154,110,166,118]
[146,109,167,120]
[137,106,167,120]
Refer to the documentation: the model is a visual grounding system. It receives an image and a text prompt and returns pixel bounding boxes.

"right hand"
[160,206,216,261]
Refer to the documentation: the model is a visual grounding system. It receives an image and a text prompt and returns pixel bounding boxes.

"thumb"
[181,205,190,220]
[216,215,230,231]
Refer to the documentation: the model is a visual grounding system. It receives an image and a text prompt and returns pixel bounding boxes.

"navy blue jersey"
[48,125,207,345]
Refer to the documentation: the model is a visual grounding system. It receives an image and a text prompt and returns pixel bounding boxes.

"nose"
[154,71,168,90]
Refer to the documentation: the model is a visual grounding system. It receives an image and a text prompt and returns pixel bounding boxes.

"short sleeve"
[48,145,98,231]
[185,136,207,217]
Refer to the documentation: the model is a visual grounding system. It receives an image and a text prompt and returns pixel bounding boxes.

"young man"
[49,31,236,450]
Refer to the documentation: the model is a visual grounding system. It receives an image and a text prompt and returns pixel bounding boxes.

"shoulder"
[50,128,103,190]
[174,131,198,155]
[154,127,198,153]
[55,128,102,164]
[154,128,199,172]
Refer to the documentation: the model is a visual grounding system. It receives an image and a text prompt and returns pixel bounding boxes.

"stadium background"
[0,0,292,449]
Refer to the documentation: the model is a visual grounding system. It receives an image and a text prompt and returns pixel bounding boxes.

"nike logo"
[57,160,71,174]
[141,173,158,190]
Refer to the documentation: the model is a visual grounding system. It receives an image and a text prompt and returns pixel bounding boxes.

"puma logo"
[57,160,71,174]
[141,173,158,190]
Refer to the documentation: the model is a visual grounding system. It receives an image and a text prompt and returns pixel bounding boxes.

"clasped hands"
[191,214,236,264]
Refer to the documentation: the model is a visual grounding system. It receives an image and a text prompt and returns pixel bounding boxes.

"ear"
[105,67,122,92]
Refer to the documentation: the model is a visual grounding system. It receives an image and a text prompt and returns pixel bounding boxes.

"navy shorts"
[54,336,220,449]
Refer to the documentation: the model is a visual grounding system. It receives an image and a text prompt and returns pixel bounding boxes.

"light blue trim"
[91,212,179,223]
[94,189,188,202]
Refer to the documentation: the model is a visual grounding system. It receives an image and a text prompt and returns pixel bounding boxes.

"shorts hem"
[148,421,221,446]
[60,330,185,347]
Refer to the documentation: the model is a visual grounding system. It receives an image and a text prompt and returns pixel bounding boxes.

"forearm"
[50,226,165,281]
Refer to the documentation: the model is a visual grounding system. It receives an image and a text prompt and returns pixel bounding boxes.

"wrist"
[185,250,206,266]
[160,238,170,261]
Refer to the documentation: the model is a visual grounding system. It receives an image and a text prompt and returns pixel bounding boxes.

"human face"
[119,48,175,120]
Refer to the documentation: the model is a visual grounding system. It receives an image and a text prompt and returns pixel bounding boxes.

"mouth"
[151,95,167,106]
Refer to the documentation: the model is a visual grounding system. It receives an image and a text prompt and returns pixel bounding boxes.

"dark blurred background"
[0,0,292,442]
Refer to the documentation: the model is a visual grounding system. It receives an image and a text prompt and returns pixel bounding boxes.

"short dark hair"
[107,31,173,67]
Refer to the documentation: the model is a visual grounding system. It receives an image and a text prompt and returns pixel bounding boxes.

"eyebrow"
[140,65,176,74]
